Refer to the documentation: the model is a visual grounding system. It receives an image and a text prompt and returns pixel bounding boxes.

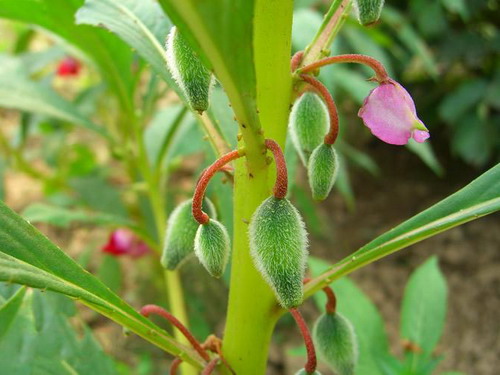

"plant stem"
[264,139,288,199]
[300,0,352,67]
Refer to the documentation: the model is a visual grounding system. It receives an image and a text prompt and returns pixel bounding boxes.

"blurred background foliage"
[0,0,498,374]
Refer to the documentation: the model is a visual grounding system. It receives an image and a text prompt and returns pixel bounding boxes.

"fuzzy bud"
[289,92,329,165]
[194,219,230,278]
[307,144,339,201]
[354,0,385,26]
[313,312,358,375]
[249,197,308,308]
[161,199,216,270]
[166,26,212,113]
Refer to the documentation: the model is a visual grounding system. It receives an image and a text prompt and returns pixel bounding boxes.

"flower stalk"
[290,308,317,374]
[299,75,340,145]
[192,149,245,224]
[264,139,288,199]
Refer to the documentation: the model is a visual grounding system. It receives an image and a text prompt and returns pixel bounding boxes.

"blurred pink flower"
[56,57,81,77]
[358,80,429,145]
[102,229,150,258]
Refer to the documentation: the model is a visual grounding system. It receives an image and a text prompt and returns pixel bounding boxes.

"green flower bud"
[313,313,358,375]
[295,370,322,375]
[289,92,329,165]
[166,26,213,113]
[249,197,308,308]
[354,0,385,26]
[307,144,339,201]
[194,219,230,278]
[161,199,216,270]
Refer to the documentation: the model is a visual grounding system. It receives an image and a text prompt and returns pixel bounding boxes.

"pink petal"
[412,129,430,143]
[358,81,429,146]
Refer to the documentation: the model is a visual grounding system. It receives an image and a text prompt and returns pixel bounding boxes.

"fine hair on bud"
[194,219,230,278]
[161,198,216,270]
[353,0,385,26]
[165,26,213,113]
[295,370,322,375]
[249,196,308,308]
[313,312,358,375]
[289,92,329,165]
[307,144,339,201]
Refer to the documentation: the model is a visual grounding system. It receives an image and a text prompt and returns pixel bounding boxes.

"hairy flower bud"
[166,26,212,113]
[249,197,308,308]
[313,313,358,375]
[161,199,216,270]
[307,144,339,201]
[290,92,329,165]
[194,219,230,278]
[354,0,385,26]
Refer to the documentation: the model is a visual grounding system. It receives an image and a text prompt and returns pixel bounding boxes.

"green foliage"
[162,198,216,270]
[0,285,117,374]
[309,257,389,375]
[194,219,230,278]
[308,256,457,375]
[0,55,103,135]
[0,200,204,366]
[166,26,213,113]
[308,144,339,201]
[0,0,136,113]
[289,92,329,165]
[400,256,447,372]
[314,312,359,375]
[295,370,322,375]
[249,197,308,308]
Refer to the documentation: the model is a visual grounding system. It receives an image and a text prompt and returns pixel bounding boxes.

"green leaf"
[0,287,118,375]
[309,257,389,375]
[22,203,133,228]
[401,256,447,363]
[0,286,26,340]
[306,163,500,297]
[0,200,205,367]
[144,105,188,166]
[97,255,122,293]
[0,0,135,114]
[0,158,5,201]
[0,55,105,136]
[75,0,175,88]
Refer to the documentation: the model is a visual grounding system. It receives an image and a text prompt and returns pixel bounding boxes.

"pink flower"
[102,229,150,258]
[56,57,81,77]
[358,80,429,145]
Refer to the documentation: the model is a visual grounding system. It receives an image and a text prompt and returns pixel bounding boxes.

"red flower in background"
[102,229,150,258]
[56,56,81,77]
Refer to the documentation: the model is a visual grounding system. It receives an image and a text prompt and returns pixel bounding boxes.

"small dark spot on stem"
[241,123,246,128]
[242,219,250,224]
[249,173,254,178]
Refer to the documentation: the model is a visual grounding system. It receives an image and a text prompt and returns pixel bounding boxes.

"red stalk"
[290,308,317,374]
[140,304,210,361]
[264,139,288,199]
[201,357,220,375]
[303,278,337,314]
[299,54,389,82]
[192,149,244,224]
[291,50,305,72]
[169,358,182,375]
[300,74,339,145]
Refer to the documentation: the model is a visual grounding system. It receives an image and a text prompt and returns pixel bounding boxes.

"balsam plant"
[0,0,499,374]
